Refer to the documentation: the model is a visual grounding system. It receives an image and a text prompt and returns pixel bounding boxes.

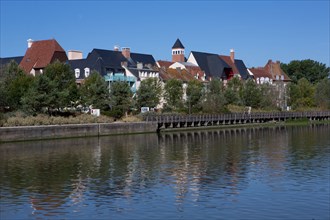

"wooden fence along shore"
[143,111,330,130]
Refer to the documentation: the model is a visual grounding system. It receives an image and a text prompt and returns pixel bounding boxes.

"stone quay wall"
[0,122,158,142]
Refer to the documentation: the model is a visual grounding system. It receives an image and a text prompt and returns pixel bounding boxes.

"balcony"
[104,73,137,93]
[104,73,136,83]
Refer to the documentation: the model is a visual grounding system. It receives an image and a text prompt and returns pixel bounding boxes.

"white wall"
[169,62,186,69]
[187,53,198,66]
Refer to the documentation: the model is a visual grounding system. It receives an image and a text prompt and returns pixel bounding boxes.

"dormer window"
[84,68,90,78]
[75,68,80,78]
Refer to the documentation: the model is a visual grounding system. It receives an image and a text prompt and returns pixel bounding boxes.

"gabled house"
[187,51,231,80]
[219,49,251,80]
[187,50,251,82]
[248,68,273,84]
[168,62,206,81]
[249,60,291,110]
[248,60,291,85]
[19,39,68,75]
[263,60,291,82]
[68,47,159,93]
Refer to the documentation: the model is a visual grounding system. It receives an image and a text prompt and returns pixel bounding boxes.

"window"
[84,68,90,77]
[75,68,80,78]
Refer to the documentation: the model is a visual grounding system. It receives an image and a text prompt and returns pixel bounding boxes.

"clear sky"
[0,0,329,67]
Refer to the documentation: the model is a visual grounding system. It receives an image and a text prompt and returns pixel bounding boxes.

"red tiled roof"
[159,67,202,82]
[249,68,271,78]
[263,60,291,81]
[219,55,239,74]
[157,60,174,68]
[185,65,205,79]
[19,39,68,73]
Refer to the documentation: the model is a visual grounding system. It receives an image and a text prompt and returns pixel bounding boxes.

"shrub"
[2,113,114,127]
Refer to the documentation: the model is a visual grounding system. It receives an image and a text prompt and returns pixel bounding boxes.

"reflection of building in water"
[92,138,102,170]
[158,129,253,205]
[256,126,289,185]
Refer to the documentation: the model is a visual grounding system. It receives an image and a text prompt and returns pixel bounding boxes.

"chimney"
[122,47,130,59]
[114,45,119,51]
[137,62,143,69]
[230,49,235,63]
[27,39,33,48]
[68,50,83,60]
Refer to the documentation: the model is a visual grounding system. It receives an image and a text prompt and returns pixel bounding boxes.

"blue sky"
[1,0,329,67]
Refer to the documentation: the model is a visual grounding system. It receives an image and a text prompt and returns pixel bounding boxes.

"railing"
[143,111,330,129]
[104,75,136,83]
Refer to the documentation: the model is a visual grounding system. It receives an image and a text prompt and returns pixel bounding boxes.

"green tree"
[80,71,110,110]
[289,78,315,109]
[281,59,329,84]
[314,78,330,110]
[224,76,243,105]
[186,80,204,113]
[203,78,227,113]
[240,79,262,108]
[21,73,53,114]
[21,61,78,115]
[110,81,132,118]
[163,79,183,111]
[259,83,278,110]
[43,60,78,110]
[136,77,162,109]
[0,60,34,111]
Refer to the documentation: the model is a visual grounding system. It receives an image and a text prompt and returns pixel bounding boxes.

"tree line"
[0,59,329,121]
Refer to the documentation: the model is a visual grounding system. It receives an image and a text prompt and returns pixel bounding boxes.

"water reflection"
[0,124,329,219]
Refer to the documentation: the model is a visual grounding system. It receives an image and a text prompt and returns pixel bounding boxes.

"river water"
[0,124,329,220]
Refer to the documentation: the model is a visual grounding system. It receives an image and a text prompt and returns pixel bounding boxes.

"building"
[187,50,251,82]
[19,39,68,75]
[171,38,186,62]
[68,47,159,93]
[249,59,291,84]
[158,39,207,81]
[158,39,251,82]
[249,60,291,110]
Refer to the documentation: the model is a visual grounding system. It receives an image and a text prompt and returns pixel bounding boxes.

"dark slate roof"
[0,56,24,67]
[67,59,86,69]
[67,59,87,80]
[80,49,126,76]
[130,52,156,66]
[91,49,127,69]
[191,51,230,78]
[234,59,250,80]
[172,38,185,49]
[68,48,157,78]
[127,67,157,79]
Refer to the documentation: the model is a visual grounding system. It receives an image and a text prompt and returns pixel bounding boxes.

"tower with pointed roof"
[172,38,185,62]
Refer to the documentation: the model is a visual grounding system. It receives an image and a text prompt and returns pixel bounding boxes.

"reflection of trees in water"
[0,124,329,216]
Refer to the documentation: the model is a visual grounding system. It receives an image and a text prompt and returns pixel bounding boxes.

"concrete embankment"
[0,122,158,142]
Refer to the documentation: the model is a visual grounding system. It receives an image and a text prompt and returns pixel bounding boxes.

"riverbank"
[1,118,329,143]
[0,122,158,143]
